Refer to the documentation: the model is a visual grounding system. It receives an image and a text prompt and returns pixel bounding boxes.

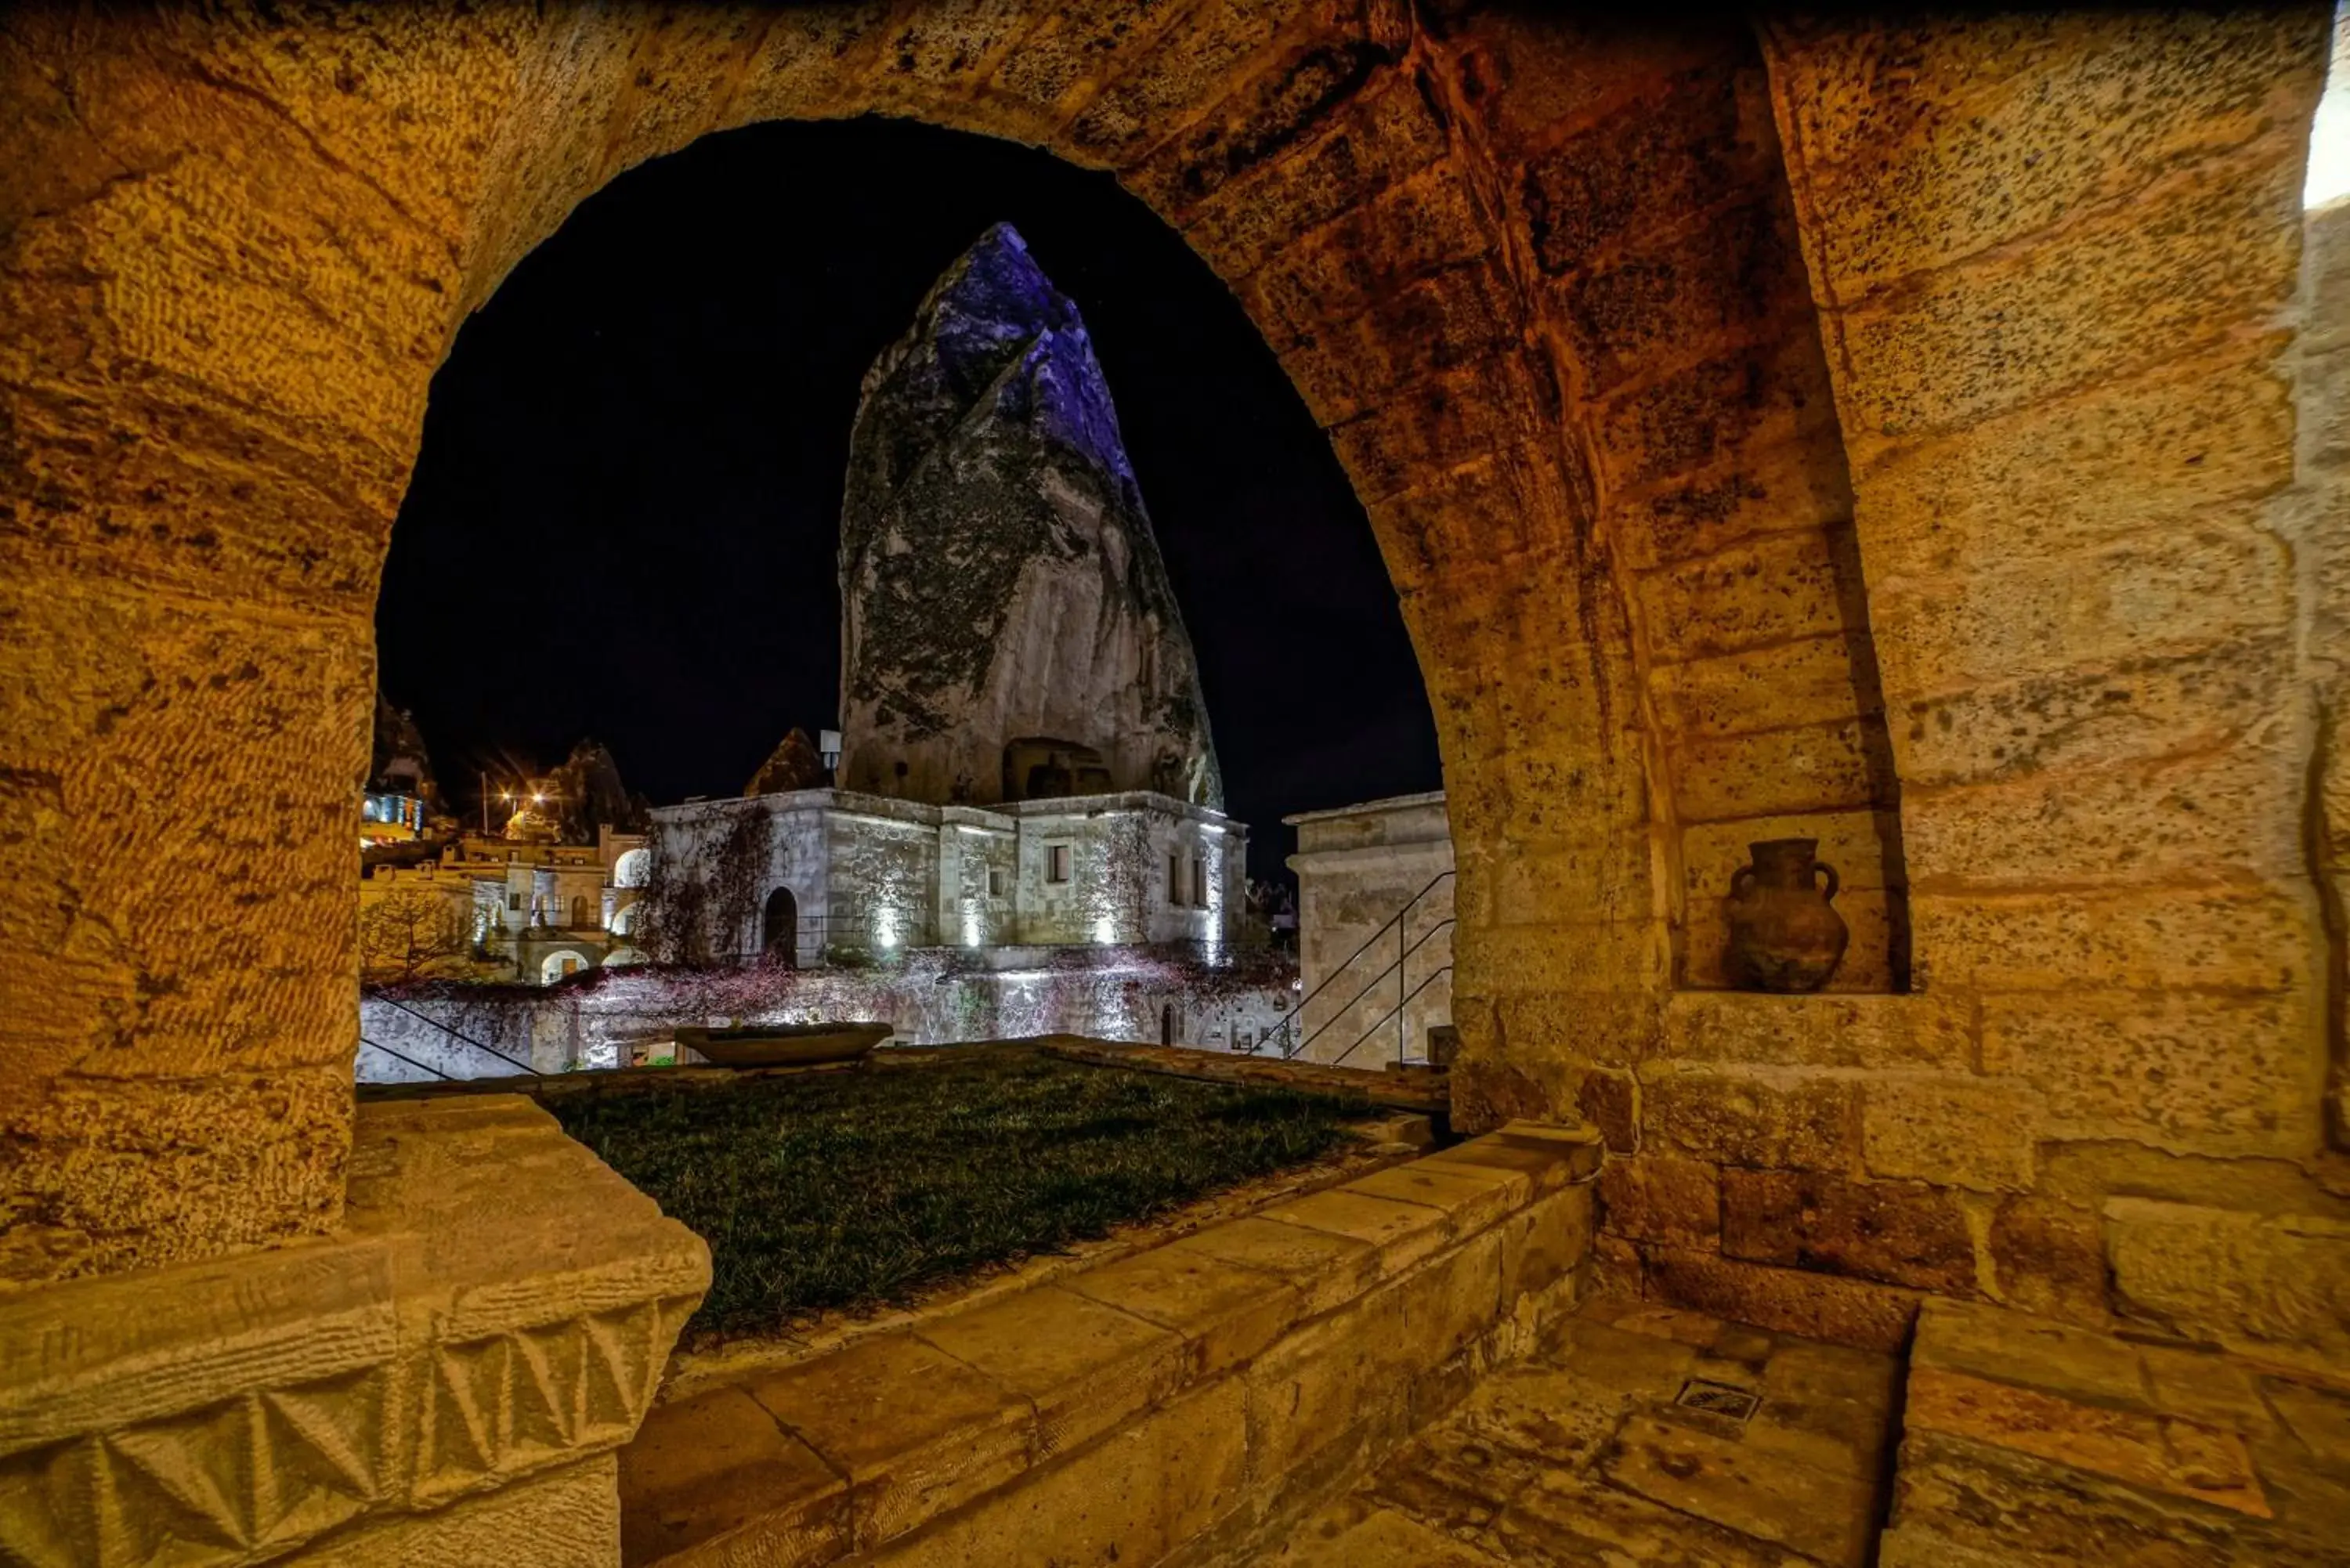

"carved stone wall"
[0,4,2340,1362]
[0,1096,708,1564]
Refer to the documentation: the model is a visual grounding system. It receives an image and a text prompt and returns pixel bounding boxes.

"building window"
[1047,844,1072,884]
[988,867,1007,898]
[1168,852,1184,906]
[1193,855,1208,905]
[508,892,522,912]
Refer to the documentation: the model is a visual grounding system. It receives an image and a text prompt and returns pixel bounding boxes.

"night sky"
[380,116,1441,881]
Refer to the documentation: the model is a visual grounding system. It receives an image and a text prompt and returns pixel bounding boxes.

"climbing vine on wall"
[635,806,774,967]
[1087,815,1155,941]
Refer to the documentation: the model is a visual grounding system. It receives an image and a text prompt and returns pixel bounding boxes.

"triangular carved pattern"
[506,1320,584,1462]
[417,1335,511,1501]
[0,1364,392,1568]
[578,1303,666,1446]
[100,1397,255,1561]
[255,1368,387,1548]
[0,1436,101,1568]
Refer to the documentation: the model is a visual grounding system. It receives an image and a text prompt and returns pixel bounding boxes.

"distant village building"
[359,788,429,844]
[1283,791,1455,1066]
[359,827,648,984]
[356,707,655,985]
[363,698,454,846]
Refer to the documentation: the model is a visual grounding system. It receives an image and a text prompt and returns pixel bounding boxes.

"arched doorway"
[762,887,799,969]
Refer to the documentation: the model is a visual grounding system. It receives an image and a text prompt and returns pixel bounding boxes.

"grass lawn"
[545,1049,1373,1339]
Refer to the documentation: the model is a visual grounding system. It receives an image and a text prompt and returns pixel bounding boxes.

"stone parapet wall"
[0,1097,709,1564]
[357,951,1298,1082]
[618,1125,1600,1567]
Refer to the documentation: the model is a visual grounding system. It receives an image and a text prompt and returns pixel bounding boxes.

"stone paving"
[1272,1291,2350,1566]
[1271,1296,1899,1566]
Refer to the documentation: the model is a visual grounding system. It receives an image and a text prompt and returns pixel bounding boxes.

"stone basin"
[679,1021,894,1068]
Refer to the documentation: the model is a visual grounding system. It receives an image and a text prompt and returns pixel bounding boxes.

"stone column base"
[0,1096,709,1566]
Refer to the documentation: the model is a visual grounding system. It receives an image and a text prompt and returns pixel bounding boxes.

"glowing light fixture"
[2310,6,2350,210]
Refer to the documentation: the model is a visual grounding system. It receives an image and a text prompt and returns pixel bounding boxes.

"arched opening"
[381,116,1439,894]
[20,3,2142,1285]
[762,886,800,968]
[613,848,652,889]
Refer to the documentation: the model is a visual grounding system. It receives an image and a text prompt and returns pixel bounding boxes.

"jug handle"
[1730,867,1758,902]
[1814,862,1840,901]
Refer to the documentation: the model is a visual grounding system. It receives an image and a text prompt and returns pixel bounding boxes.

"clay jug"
[1724,838,1848,992]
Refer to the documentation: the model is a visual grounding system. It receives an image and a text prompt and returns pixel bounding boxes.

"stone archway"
[0,3,2334,1348]
[762,886,801,968]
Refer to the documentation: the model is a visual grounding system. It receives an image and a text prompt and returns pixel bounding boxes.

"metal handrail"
[1328,962,1455,1069]
[1266,870,1453,1059]
[1285,914,1455,1061]
[369,993,540,1076]
[358,1034,454,1082]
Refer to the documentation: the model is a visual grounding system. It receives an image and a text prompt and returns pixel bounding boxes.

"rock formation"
[837,223,1221,809]
[505,739,651,843]
[746,728,829,797]
[370,696,444,813]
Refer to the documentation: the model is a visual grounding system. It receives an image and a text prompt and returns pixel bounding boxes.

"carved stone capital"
[0,1097,709,1565]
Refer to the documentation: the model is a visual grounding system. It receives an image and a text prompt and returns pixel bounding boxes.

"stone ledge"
[619,1127,1599,1565]
[0,1097,710,1566]
[1035,1036,1452,1112]
[1661,991,1976,1071]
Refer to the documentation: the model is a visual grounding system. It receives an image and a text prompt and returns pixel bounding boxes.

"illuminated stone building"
[644,785,1243,966]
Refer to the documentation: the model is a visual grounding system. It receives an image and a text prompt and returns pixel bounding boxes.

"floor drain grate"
[1676,1378,1761,1423]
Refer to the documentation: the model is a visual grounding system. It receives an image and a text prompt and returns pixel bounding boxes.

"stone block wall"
[2301,189,2350,1152]
[2,2,2343,1380]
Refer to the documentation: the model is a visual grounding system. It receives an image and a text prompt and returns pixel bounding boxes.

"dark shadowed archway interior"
[380,115,1440,880]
